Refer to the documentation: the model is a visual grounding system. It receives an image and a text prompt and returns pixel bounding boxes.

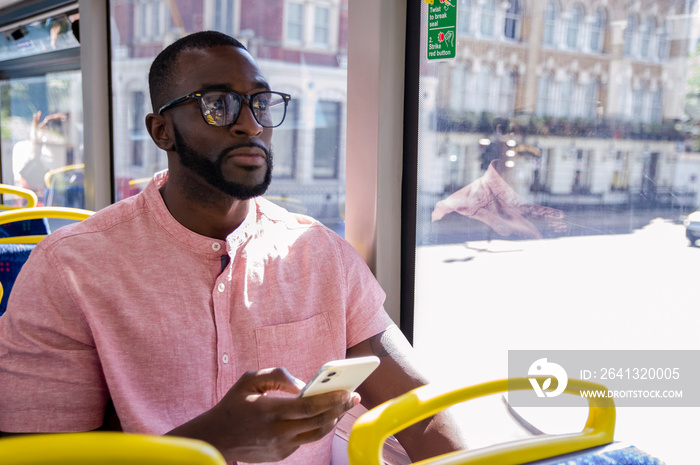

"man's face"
[165,46,275,199]
[173,124,273,200]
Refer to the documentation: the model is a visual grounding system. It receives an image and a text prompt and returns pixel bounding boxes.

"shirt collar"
[145,170,257,254]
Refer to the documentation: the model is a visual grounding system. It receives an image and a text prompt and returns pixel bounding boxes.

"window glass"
[480,0,496,38]
[110,0,347,234]
[0,13,79,62]
[413,2,699,463]
[543,1,557,46]
[589,8,605,52]
[624,14,637,56]
[313,100,340,179]
[640,17,654,59]
[313,6,330,45]
[0,8,82,210]
[457,0,471,36]
[0,71,84,208]
[503,0,520,40]
[566,4,582,49]
[286,2,304,43]
[657,23,669,60]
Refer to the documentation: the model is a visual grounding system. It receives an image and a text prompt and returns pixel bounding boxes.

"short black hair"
[148,31,248,112]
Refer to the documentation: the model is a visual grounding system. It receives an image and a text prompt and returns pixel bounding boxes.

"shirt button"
[217,283,225,292]
[212,242,221,251]
[222,354,229,364]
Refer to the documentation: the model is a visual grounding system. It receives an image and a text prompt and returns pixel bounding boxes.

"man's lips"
[226,147,267,167]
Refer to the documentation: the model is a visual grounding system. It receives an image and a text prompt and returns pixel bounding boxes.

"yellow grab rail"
[0,431,226,465]
[0,184,38,209]
[43,163,85,188]
[0,207,94,244]
[348,377,615,465]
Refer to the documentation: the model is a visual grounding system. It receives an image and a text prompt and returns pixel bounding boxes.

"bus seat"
[347,377,661,465]
[0,207,94,316]
[0,431,226,465]
[0,184,48,241]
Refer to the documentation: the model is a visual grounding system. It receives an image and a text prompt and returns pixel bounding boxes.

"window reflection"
[415,2,700,461]
[0,13,79,61]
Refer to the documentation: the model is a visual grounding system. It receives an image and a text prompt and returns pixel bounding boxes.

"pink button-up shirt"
[0,171,392,464]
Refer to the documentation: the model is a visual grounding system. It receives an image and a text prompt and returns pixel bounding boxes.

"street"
[411,216,699,464]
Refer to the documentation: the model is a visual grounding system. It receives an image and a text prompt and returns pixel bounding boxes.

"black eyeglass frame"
[157,90,292,128]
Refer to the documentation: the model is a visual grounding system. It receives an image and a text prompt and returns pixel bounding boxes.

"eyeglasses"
[158,90,291,128]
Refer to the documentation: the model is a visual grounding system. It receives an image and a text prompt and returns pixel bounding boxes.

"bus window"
[0,8,82,209]
[109,0,347,235]
[410,2,699,463]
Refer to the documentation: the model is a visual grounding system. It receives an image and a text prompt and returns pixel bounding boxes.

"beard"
[173,124,273,200]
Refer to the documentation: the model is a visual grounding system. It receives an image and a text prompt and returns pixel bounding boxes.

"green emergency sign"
[427,0,457,61]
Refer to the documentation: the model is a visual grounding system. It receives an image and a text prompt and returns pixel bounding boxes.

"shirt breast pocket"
[255,312,343,383]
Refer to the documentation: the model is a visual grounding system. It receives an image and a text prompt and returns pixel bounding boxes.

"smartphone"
[298,355,380,397]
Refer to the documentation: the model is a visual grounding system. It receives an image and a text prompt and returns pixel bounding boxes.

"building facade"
[422,0,700,211]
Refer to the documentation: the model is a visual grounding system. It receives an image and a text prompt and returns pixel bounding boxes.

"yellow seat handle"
[0,184,38,209]
[0,207,94,244]
[348,377,615,465]
[0,206,94,226]
[0,432,226,464]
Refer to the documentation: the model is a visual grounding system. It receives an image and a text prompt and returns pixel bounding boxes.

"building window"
[153,0,162,37]
[138,1,147,39]
[498,70,517,116]
[214,0,236,36]
[313,100,341,179]
[585,80,600,120]
[536,73,553,116]
[450,64,470,112]
[504,0,520,40]
[271,98,299,179]
[558,75,575,117]
[566,4,583,50]
[135,0,164,41]
[650,88,663,123]
[475,67,492,113]
[632,86,645,122]
[480,0,496,38]
[286,1,304,43]
[284,1,337,50]
[130,91,146,167]
[543,0,558,46]
[617,83,630,119]
[623,14,638,57]
[589,7,606,52]
[640,17,655,59]
[657,24,669,60]
[313,6,330,46]
[458,0,472,36]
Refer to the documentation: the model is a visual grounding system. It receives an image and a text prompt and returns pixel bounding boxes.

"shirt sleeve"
[0,241,108,432]
[333,235,394,349]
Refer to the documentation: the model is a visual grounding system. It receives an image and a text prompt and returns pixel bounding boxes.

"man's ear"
[145,113,175,152]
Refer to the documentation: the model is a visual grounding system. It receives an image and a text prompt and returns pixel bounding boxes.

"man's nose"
[231,103,263,136]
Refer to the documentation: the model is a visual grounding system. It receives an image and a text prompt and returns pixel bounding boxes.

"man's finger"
[240,367,303,395]
[281,390,359,421]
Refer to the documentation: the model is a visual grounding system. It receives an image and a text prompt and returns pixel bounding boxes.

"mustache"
[217,141,270,163]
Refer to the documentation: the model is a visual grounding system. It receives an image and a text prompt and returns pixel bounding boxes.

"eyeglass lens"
[199,91,287,127]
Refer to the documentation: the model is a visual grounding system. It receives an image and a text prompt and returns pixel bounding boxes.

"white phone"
[298,355,380,397]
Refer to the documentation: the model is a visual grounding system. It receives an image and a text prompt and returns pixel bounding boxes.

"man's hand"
[168,367,359,463]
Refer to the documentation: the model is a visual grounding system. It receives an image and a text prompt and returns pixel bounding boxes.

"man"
[0,31,465,463]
